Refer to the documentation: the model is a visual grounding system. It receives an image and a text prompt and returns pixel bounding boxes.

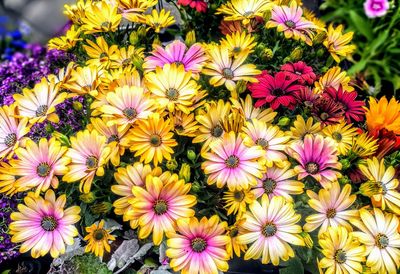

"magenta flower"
[143,40,208,77]
[280,61,316,85]
[364,0,390,18]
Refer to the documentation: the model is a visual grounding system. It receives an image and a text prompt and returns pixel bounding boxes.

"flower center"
[256,138,269,149]
[4,133,17,147]
[285,20,296,28]
[380,182,388,195]
[173,61,183,66]
[153,200,168,215]
[191,237,207,253]
[233,46,241,53]
[93,229,106,241]
[36,163,51,177]
[222,68,234,80]
[229,227,239,237]
[262,222,277,237]
[243,11,254,17]
[372,2,383,10]
[211,124,224,137]
[225,155,239,168]
[320,112,329,121]
[86,155,98,169]
[175,125,184,133]
[149,134,162,147]
[166,88,179,101]
[332,131,342,142]
[334,249,347,264]
[101,21,111,28]
[233,191,245,201]
[122,107,138,120]
[326,208,336,219]
[35,105,48,117]
[107,134,119,143]
[375,233,389,249]
[41,216,58,231]
[263,178,277,194]
[271,88,284,96]
[305,162,319,174]
[122,58,132,65]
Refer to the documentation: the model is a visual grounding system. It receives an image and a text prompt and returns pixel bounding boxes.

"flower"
[220,31,257,57]
[351,208,400,274]
[129,173,196,245]
[364,0,390,18]
[219,17,264,35]
[82,1,121,34]
[116,0,158,23]
[0,104,30,160]
[230,94,277,123]
[82,37,119,69]
[359,157,400,214]
[311,96,344,126]
[166,215,230,274]
[365,97,400,136]
[314,66,354,93]
[169,111,199,137]
[9,190,80,258]
[202,45,260,92]
[13,78,67,124]
[248,71,302,110]
[237,195,304,265]
[266,2,317,45]
[242,119,290,167]
[144,9,175,33]
[62,65,100,97]
[321,122,358,155]
[0,162,18,195]
[318,227,366,273]
[114,45,145,68]
[11,138,69,196]
[63,130,111,193]
[280,61,316,85]
[288,134,341,188]
[145,63,200,114]
[252,163,304,201]
[201,131,265,191]
[226,219,247,258]
[323,24,356,63]
[350,132,379,158]
[143,40,208,77]
[223,189,254,217]
[128,113,177,166]
[216,0,272,25]
[178,0,207,13]
[288,115,321,141]
[84,220,116,258]
[304,182,358,236]
[48,25,81,51]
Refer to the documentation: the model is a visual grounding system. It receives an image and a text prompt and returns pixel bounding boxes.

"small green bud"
[179,163,191,183]
[339,159,351,170]
[79,192,96,204]
[263,10,272,22]
[290,47,303,61]
[300,232,313,248]
[166,158,178,171]
[235,80,247,94]
[317,48,325,57]
[262,48,274,61]
[277,117,290,127]
[191,181,202,193]
[185,30,196,47]
[137,26,147,38]
[90,202,113,215]
[129,32,140,45]
[72,101,83,111]
[187,150,197,162]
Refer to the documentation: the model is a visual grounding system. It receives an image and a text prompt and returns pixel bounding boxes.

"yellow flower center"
[233,190,245,202]
[256,138,269,149]
[305,162,319,174]
[222,68,234,80]
[153,200,168,215]
[225,155,239,168]
[262,222,277,237]
[332,131,342,142]
[35,105,48,117]
[36,163,51,177]
[86,156,98,169]
[166,88,179,101]
[375,233,389,249]
[263,178,277,194]
[285,20,296,28]
[94,229,106,241]
[191,237,207,253]
[334,249,347,264]
[4,133,17,147]
[149,134,162,147]
[122,107,138,120]
[326,208,336,219]
[211,124,224,137]
[41,216,58,231]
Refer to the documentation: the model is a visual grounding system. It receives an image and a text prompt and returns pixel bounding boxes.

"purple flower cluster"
[0,194,20,264]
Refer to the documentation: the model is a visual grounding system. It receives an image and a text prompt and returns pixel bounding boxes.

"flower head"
[365,96,400,136]
[220,31,257,57]
[82,37,119,69]
[144,9,175,33]
[322,122,358,155]
[323,24,356,62]
[280,61,316,85]
[84,220,116,258]
[216,0,272,25]
[314,66,354,93]
[223,189,255,217]
[364,0,390,18]
[81,1,122,34]
[226,219,247,258]
[311,96,344,126]
[62,65,101,97]
[231,94,277,123]
[288,115,321,142]
[116,0,158,23]
[178,0,207,13]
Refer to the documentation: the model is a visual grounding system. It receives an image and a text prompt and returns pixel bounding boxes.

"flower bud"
[317,48,325,57]
[262,48,274,61]
[53,131,71,146]
[137,26,147,38]
[359,181,382,198]
[166,158,178,171]
[313,31,327,45]
[72,101,83,111]
[277,117,290,127]
[300,232,313,248]
[191,181,202,193]
[79,192,96,204]
[290,47,303,61]
[90,202,112,215]
[179,163,191,182]
[129,32,140,45]
[339,159,351,170]
[263,10,272,22]
[235,80,247,94]
[187,150,197,162]
[185,30,196,47]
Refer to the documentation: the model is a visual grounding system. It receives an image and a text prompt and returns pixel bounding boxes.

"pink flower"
[178,0,207,13]
[364,0,390,18]
[280,61,316,85]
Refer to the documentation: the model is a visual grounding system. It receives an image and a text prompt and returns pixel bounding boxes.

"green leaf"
[348,58,368,74]
[280,257,304,274]
[368,30,389,56]
[348,11,373,40]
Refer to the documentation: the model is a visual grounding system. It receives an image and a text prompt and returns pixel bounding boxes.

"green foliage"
[71,253,112,274]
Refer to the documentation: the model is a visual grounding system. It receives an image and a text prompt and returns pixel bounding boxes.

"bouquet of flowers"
[1,0,400,273]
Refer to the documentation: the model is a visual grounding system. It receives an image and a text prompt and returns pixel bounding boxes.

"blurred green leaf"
[349,11,373,40]
[280,257,304,274]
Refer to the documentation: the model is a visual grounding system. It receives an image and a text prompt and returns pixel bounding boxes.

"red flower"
[323,85,365,123]
[178,0,207,13]
[370,128,400,158]
[219,17,264,35]
[311,96,344,126]
[280,61,316,85]
[294,86,318,107]
[248,71,302,110]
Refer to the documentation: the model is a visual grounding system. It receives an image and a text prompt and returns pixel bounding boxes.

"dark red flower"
[248,71,302,110]
[323,85,365,123]
[280,61,316,85]
[370,128,400,158]
[294,86,319,107]
[311,96,345,126]
[178,0,207,13]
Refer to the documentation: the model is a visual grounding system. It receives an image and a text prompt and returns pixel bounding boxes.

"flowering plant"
[1,0,400,273]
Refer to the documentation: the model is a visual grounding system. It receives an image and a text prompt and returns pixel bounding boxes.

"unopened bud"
[185,30,196,47]
[317,48,325,57]
[179,163,191,182]
[263,10,272,22]
[166,158,178,171]
[79,192,96,204]
[52,131,71,146]
[129,32,140,45]
[301,232,313,248]
[90,202,113,215]
[137,26,147,38]
[235,80,247,94]
[339,159,351,170]
[313,31,327,45]
[72,101,83,111]
[262,48,274,61]
[191,181,202,193]
[277,117,290,127]
[187,150,197,162]
[290,47,303,61]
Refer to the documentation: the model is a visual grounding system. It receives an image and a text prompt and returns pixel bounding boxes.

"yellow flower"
[62,65,100,97]
[145,64,201,114]
[0,162,18,196]
[322,121,358,155]
[169,111,199,137]
[303,8,326,31]
[231,94,277,123]
[323,24,356,63]
[83,37,119,69]
[223,189,255,217]
[81,1,122,34]
[314,66,354,93]
[287,115,321,142]
[128,113,177,166]
[84,220,116,258]
[319,227,366,273]
[63,0,88,25]
[226,219,248,258]
[221,31,257,57]
[114,45,145,68]
[48,25,81,51]
[144,9,175,33]
[203,45,260,92]
[13,78,66,124]
[359,157,400,214]
[350,133,378,158]
[117,0,158,23]
[216,0,272,25]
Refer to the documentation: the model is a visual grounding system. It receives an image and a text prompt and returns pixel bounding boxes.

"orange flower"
[365,96,400,135]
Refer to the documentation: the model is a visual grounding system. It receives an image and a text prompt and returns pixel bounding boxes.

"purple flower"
[0,194,21,264]
[364,0,390,18]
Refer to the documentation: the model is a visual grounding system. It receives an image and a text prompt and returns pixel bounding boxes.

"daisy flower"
[145,63,200,114]
[9,190,80,258]
[11,138,69,196]
[287,134,341,188]
[202,45,260,92]
[323,24,356,63]
[0,104,30,160]
[288,115,321,141]
[216,0,272,25]
[237,195,304,265]
[223,189,255,217]
[220,31,257,57]
[230,94,277,123]
[251,163,304,201]
[304,181,358,236]
[219,17,264,35]
[144,9,176,33]
[201,131,265,191]
[365,96,400,136]
[359,157,400,215]
[99,85,156,127]
[314,66,354,93]
[63,0,88,25]
[322,122,358,155]
[114,45,145,68]
[242,119,290,167]
[128,113,177,167]
[62,65,101,97]
[318,227,366,273]
[351,208,400,274]
[226,219,248,258]
[81,1,122,34]
[311,96,344,126]
[178,0,207,13]
[48,25,82,51]
[166,215,230,274]
[169,111,199,137]
[248,71,302,110]
[63,130,111,193]
[280,61,316,85]
[84,220,116,258]
[0,162,18,196]
[13,78,67,124]
[350,132,379,158]
[129,173,196,245]
[364,0,390,18]
[116,0,158,23]
[266,2,317,45]
[143,40,208,77]
[83,37,119,69]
